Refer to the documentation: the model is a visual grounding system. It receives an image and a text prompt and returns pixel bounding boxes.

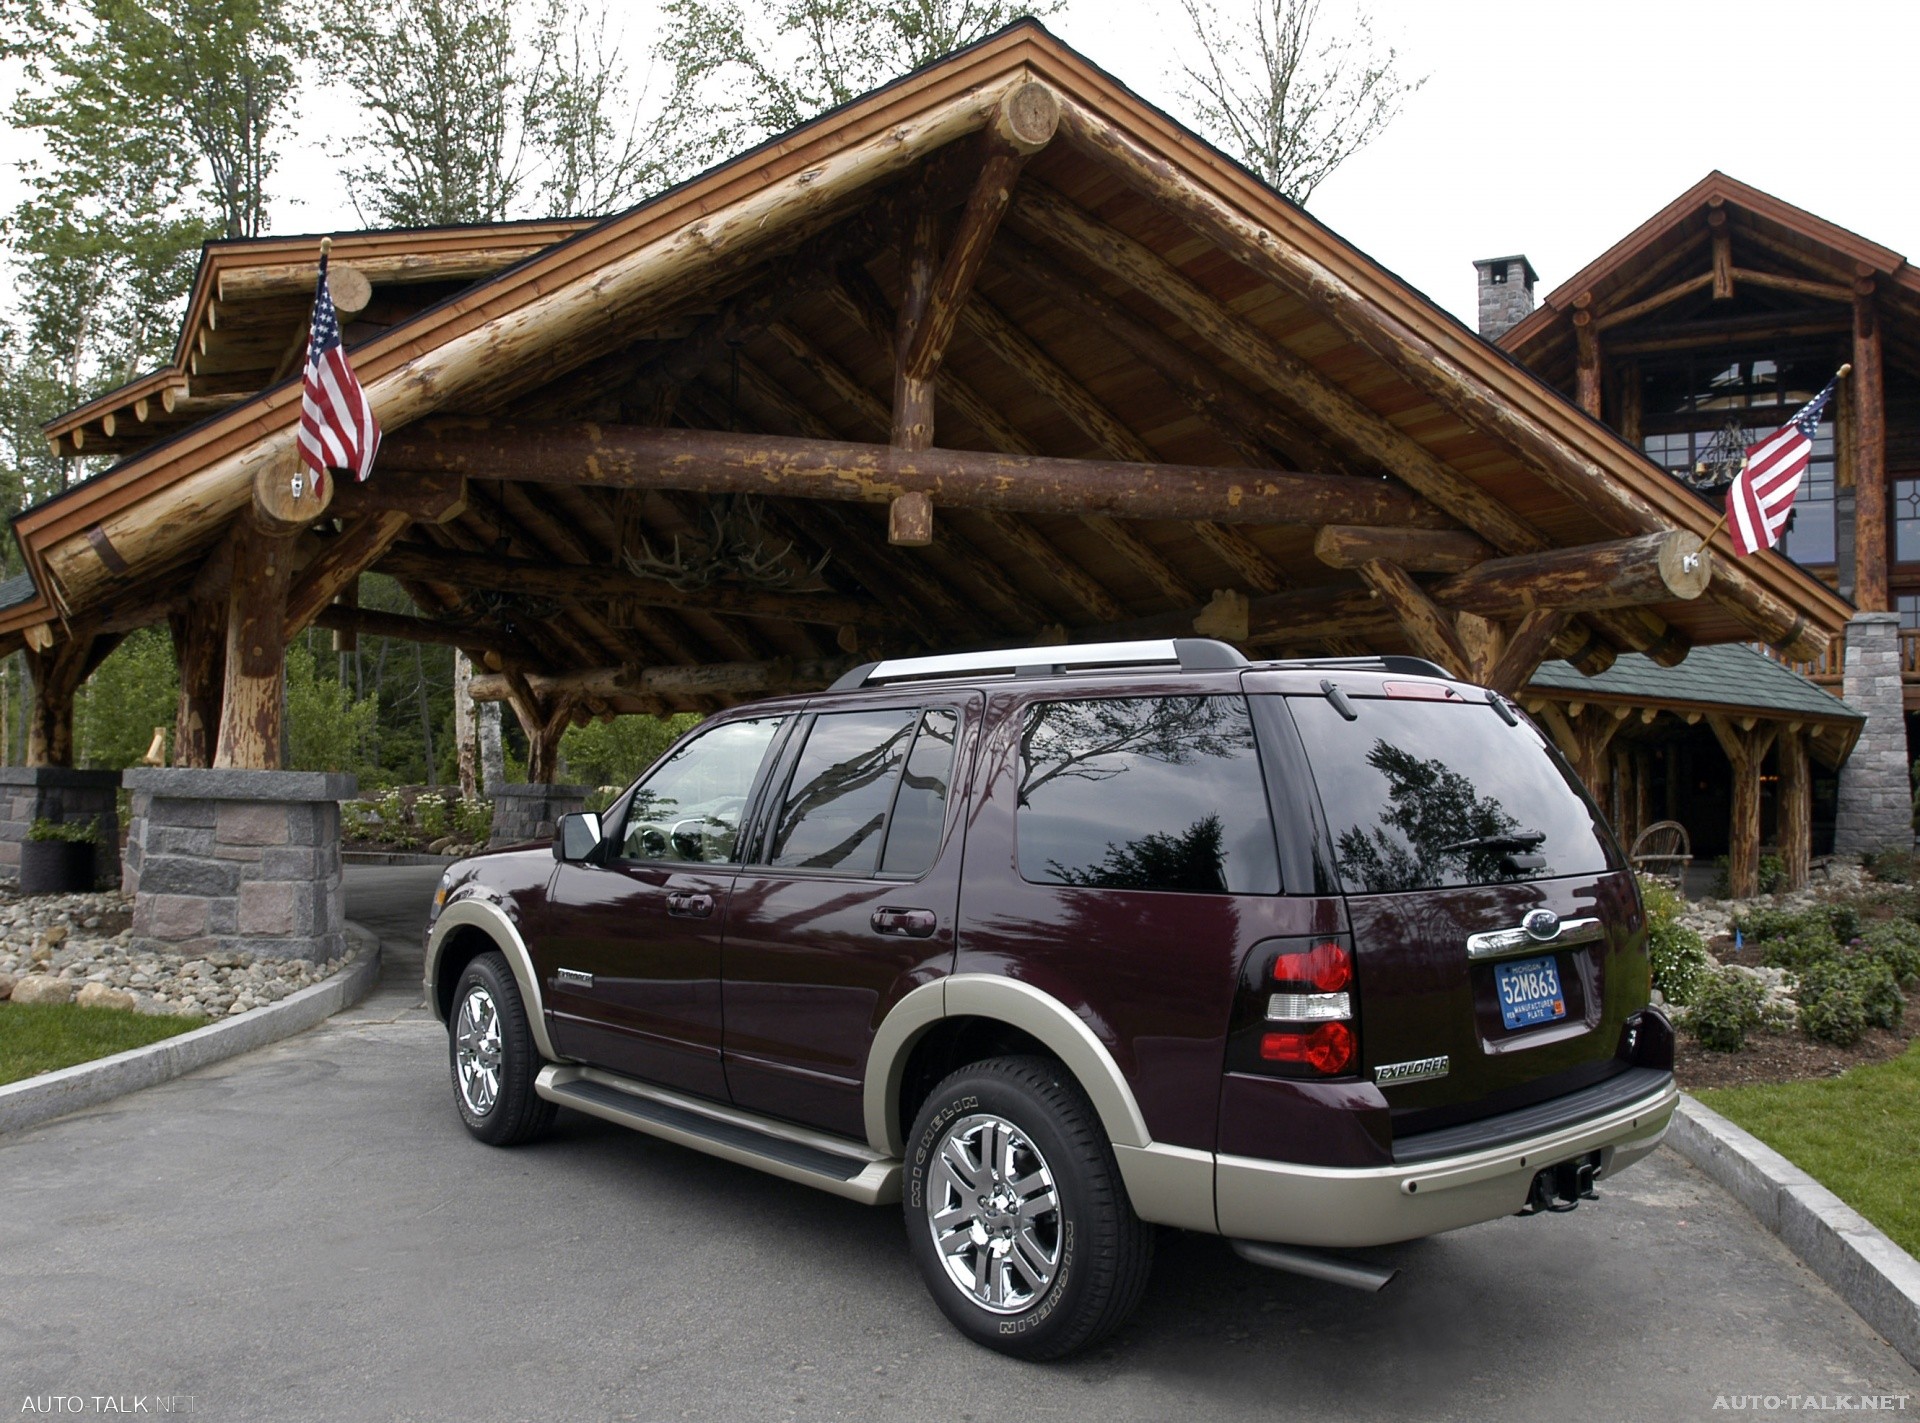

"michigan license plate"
[1495,955,1566,1030]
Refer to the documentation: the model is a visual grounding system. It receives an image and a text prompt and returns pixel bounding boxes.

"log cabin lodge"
[0,22,1899,958]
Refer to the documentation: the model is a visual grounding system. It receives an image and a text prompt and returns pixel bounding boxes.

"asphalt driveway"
[1,864,1913,1421]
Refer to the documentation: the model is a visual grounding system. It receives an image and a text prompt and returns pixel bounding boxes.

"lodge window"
[1895,480,1920,564]
[1639,350,1840,566]
[1898,594,1920,631]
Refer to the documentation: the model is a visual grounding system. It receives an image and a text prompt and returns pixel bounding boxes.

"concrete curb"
[0,923,382,1137]
[1668,1093,1920,1371]
[342,851,456,867]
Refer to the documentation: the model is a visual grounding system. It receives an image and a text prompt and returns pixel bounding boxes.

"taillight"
[1239,936,1359,1078]
[1260,1022,1355,1073]
[1272,941,1351,992]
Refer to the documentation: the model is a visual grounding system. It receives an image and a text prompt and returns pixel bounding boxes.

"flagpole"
[1690,361,1853,559]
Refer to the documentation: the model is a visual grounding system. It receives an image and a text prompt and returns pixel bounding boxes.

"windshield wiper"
[1442,832,1547,854]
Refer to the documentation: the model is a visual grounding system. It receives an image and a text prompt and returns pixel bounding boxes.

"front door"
[722,700,973,1139]
[542,715,787,1100]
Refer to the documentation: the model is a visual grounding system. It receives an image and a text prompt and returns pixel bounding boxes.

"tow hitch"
[1518,1152,1601,1215]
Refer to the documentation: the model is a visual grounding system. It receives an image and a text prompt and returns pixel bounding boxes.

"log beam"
[1049,98,1827,661]
[284,512,412,639]
[1430,530,1710,617]
[1484,610,1571,696]
[1315,526,1493,573]
[373,544,891,629]
[1853,285,1888,611]
[471,656,859,706]
[380,421,1453,531]
[311,604,530,659]
[330,469,467,524]
[1356,559,1469,677]
[213,523,295,770]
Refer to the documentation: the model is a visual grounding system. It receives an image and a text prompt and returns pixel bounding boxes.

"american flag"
[1727,373,1841,557]
[296,252,380,498]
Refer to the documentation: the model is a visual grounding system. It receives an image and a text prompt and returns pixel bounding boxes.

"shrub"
[1648,919,1710,1005]
[25,817,98,844]
[415,791,449,840]
[1758,854,1784,894]
[1826,902,1862,943]
[1688,969,1767,1053]
[1870,846,1918,884]
[1858,920,1920,986]
[452,797,493,846]
[1795,966,1871,1047]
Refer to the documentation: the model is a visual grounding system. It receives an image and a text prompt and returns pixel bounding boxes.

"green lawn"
[1697,1043,1920,1259]
[0,1001,209,1086]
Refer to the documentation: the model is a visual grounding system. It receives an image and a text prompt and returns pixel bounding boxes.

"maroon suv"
[424,638,1676,1358]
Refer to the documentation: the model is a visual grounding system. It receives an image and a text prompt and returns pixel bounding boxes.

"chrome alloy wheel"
[454,985,504,1117]
[925,1112,1063,1314]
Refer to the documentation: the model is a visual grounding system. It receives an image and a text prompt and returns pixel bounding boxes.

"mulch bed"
[1674,1019,1920,1091]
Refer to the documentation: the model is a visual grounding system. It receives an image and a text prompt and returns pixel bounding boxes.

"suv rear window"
[1289,696,1614,894]
[1017,695,1280,895]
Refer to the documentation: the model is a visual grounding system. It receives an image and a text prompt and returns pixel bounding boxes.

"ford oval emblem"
[1522,908,1561,941]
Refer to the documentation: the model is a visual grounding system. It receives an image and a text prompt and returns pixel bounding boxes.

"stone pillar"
[1472,255,1538,340]
[1834,612,1911,857]
[0,766,123,889]
[490,783,588,847]
[122,768,356,962]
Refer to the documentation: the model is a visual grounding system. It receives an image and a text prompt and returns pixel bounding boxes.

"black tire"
[448,951,557,1147]
[903,1055,1154,1360]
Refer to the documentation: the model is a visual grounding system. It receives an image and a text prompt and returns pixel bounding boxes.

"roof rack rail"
[1265,655,1456,680]
[828,638,1249,692]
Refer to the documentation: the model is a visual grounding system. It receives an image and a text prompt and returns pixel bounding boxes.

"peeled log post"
[1049,97,1831,662]
[213,525,295,770]
[1778,726,1811,892]
[1708,715,1778,899]
[1853,285,1888,612]
[23,629,111,768]
[1427,531,1710,617]
[379,422,1453,531]
[1574,312,1601,419]
[168,599,226,768]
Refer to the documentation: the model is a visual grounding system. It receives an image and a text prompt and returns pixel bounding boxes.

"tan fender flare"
[425,897,562,1062]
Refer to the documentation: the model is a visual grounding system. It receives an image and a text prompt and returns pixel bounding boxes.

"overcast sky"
[3,0,1916,330]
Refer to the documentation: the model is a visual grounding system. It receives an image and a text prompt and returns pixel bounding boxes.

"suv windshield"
[1289,696,1615,894]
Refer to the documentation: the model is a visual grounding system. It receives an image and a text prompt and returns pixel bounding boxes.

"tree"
[658,0,1059,161]
[1173,0,1422,205]
[326,0,690,225]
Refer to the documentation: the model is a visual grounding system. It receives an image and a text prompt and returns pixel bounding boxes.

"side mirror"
[554,811,604,863]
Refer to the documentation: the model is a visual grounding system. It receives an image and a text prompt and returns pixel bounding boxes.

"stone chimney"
[1473,255,1538,340]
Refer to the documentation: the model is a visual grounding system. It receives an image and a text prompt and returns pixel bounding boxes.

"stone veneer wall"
[0,766,123,889]
[490,783,588,847]
[1474,256,1535,340]
[1834,613,1912,857]
[122,768,356,962]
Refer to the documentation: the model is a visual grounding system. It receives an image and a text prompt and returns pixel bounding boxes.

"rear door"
[1280,682,1647,1140]
[721,697,976,1139]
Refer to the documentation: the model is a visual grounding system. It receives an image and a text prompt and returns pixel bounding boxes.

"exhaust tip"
[1229,1239,1399,1292]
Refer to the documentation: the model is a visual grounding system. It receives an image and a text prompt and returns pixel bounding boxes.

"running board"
[536,1065,902,1205]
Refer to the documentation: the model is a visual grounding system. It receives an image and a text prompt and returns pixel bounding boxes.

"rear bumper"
[1214,1073,1677,1248]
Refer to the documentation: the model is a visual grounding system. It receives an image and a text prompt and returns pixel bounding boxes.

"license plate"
[1495,955,1567,1030]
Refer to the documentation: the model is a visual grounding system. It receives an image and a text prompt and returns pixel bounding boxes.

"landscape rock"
[11,974,76,1006]
[75,982,137,1012]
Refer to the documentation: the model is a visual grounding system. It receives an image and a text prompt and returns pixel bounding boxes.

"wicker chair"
[1629,820,1693,876]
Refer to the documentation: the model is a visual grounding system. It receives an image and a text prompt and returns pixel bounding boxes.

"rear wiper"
[1442,832,1547,854]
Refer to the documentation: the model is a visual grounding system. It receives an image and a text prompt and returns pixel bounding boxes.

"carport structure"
[0,24,1856,948]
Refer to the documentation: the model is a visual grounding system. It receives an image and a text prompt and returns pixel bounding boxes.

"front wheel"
[449,951,556,1147]
[903,1056,1154,1359]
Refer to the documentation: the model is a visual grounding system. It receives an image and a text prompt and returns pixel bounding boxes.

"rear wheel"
[449,951,556,1146]
[903,1055,1153,1359]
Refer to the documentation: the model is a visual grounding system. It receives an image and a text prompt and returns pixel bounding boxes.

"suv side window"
[620,717,783,863]
[764,707,957,876]
[1017,695,1280,895]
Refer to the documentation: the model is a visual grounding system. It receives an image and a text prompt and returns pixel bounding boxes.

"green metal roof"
[1526,642,1861,723]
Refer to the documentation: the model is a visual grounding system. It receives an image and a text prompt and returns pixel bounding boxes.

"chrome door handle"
[667,891,715,919]
[1465,915,1602,960]
[870,906,937,938]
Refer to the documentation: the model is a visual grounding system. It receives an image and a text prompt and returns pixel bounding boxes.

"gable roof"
[2,23,1855,681]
